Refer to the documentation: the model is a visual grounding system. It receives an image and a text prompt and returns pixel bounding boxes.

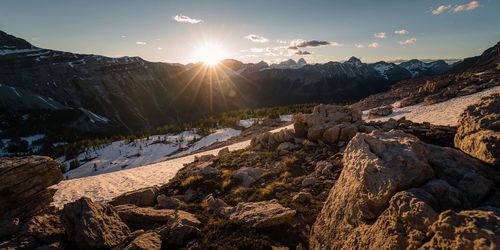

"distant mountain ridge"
[0,30,492,138]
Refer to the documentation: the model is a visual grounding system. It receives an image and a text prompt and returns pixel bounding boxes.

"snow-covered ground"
[61,128,241,179]
[50,125,292,207]
[363,86,500,126]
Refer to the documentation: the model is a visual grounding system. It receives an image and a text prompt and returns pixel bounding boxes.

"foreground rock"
[0,156,63,239]
[61,197,131,249]
[228,200,296,228]
[310,130,500,249]
[109,186,159,207]
[114,204,200,230]
[455,93,500,166]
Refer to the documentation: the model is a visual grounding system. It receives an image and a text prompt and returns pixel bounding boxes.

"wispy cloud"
[330,42,344,47]
[355,44,365,48]
[289,39,330,49]
[432,5,452,15]
[173,14,203,24]
[157,47,163,50]
[399,37,417,45]
[276,40,289,44]
[295,50,311,55]
[394,29,408,35]
[244,34,269,43]
[453,1,480,12]
[121,35,127,38]
[374,32,386,39]
[431,1,480,15]
[136,41,147,45]
[368,42,380,48]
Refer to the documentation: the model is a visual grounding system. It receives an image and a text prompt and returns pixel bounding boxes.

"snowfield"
[61,128,241,179]
[363,86,500,126]
[51,125,291,207]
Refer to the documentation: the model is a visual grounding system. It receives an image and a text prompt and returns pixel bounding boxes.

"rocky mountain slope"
[0,30,452,138]
[1,96,499,248]
[353,41,500,111]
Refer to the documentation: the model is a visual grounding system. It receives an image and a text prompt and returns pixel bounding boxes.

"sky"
[1,0,499,64]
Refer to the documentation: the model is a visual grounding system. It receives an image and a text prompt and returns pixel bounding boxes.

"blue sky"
[1,0,499,64]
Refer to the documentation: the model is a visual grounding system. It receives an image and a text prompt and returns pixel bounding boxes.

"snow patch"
[363,86,500,126]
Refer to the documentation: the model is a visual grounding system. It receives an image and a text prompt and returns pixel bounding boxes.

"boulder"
[310,130,500,249]
[228,200,296,228]
[109,186,159,207]
[114,204,200,229]
[301,176,317,187]
[61,197,130,249]
[124,232,162,250]
[421,208,500,249]
[455,93,500,166]
[232,167,265,187]
[217,147,230,157]
[0,156,63,239]
[157,217,201,248]
[368,106,393,118]
[156,195,181,209]
[202,194,229,216]
[304,104,361,129]
[251,129,295,150]
[18,213,64,249]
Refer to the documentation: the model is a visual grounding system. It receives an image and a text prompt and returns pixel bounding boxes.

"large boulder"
[228,200,296,228]
[250,128,295,150]
[232,167,265,187]
[0,156,63,238]
[455,93,500,166]
[310,130,500,249]
[114,204,200,229]
[109,186,159,207]
[294,104,362,143]
[305,104,361,128]
[61,197,130,249]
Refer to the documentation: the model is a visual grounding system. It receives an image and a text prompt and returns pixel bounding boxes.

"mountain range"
[0,30,490,137]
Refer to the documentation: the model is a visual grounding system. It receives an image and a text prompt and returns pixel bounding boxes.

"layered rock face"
[0,156,63,239]
[455,93,500,166]
[310,130,500,249]
[293,104,362,143]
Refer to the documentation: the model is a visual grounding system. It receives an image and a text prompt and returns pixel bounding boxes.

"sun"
[193,42,228,66]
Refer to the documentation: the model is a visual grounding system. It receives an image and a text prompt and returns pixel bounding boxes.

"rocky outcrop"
[61,197,131,249]
[228,200,296,228]
[367,105,392,118]
[310,130,500,249]
[0,156,63,239]
[250,128,295,150]
[293,104,362,144]
[455,93,500,166]
[114,204,200,230]
[109,186,159,207]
